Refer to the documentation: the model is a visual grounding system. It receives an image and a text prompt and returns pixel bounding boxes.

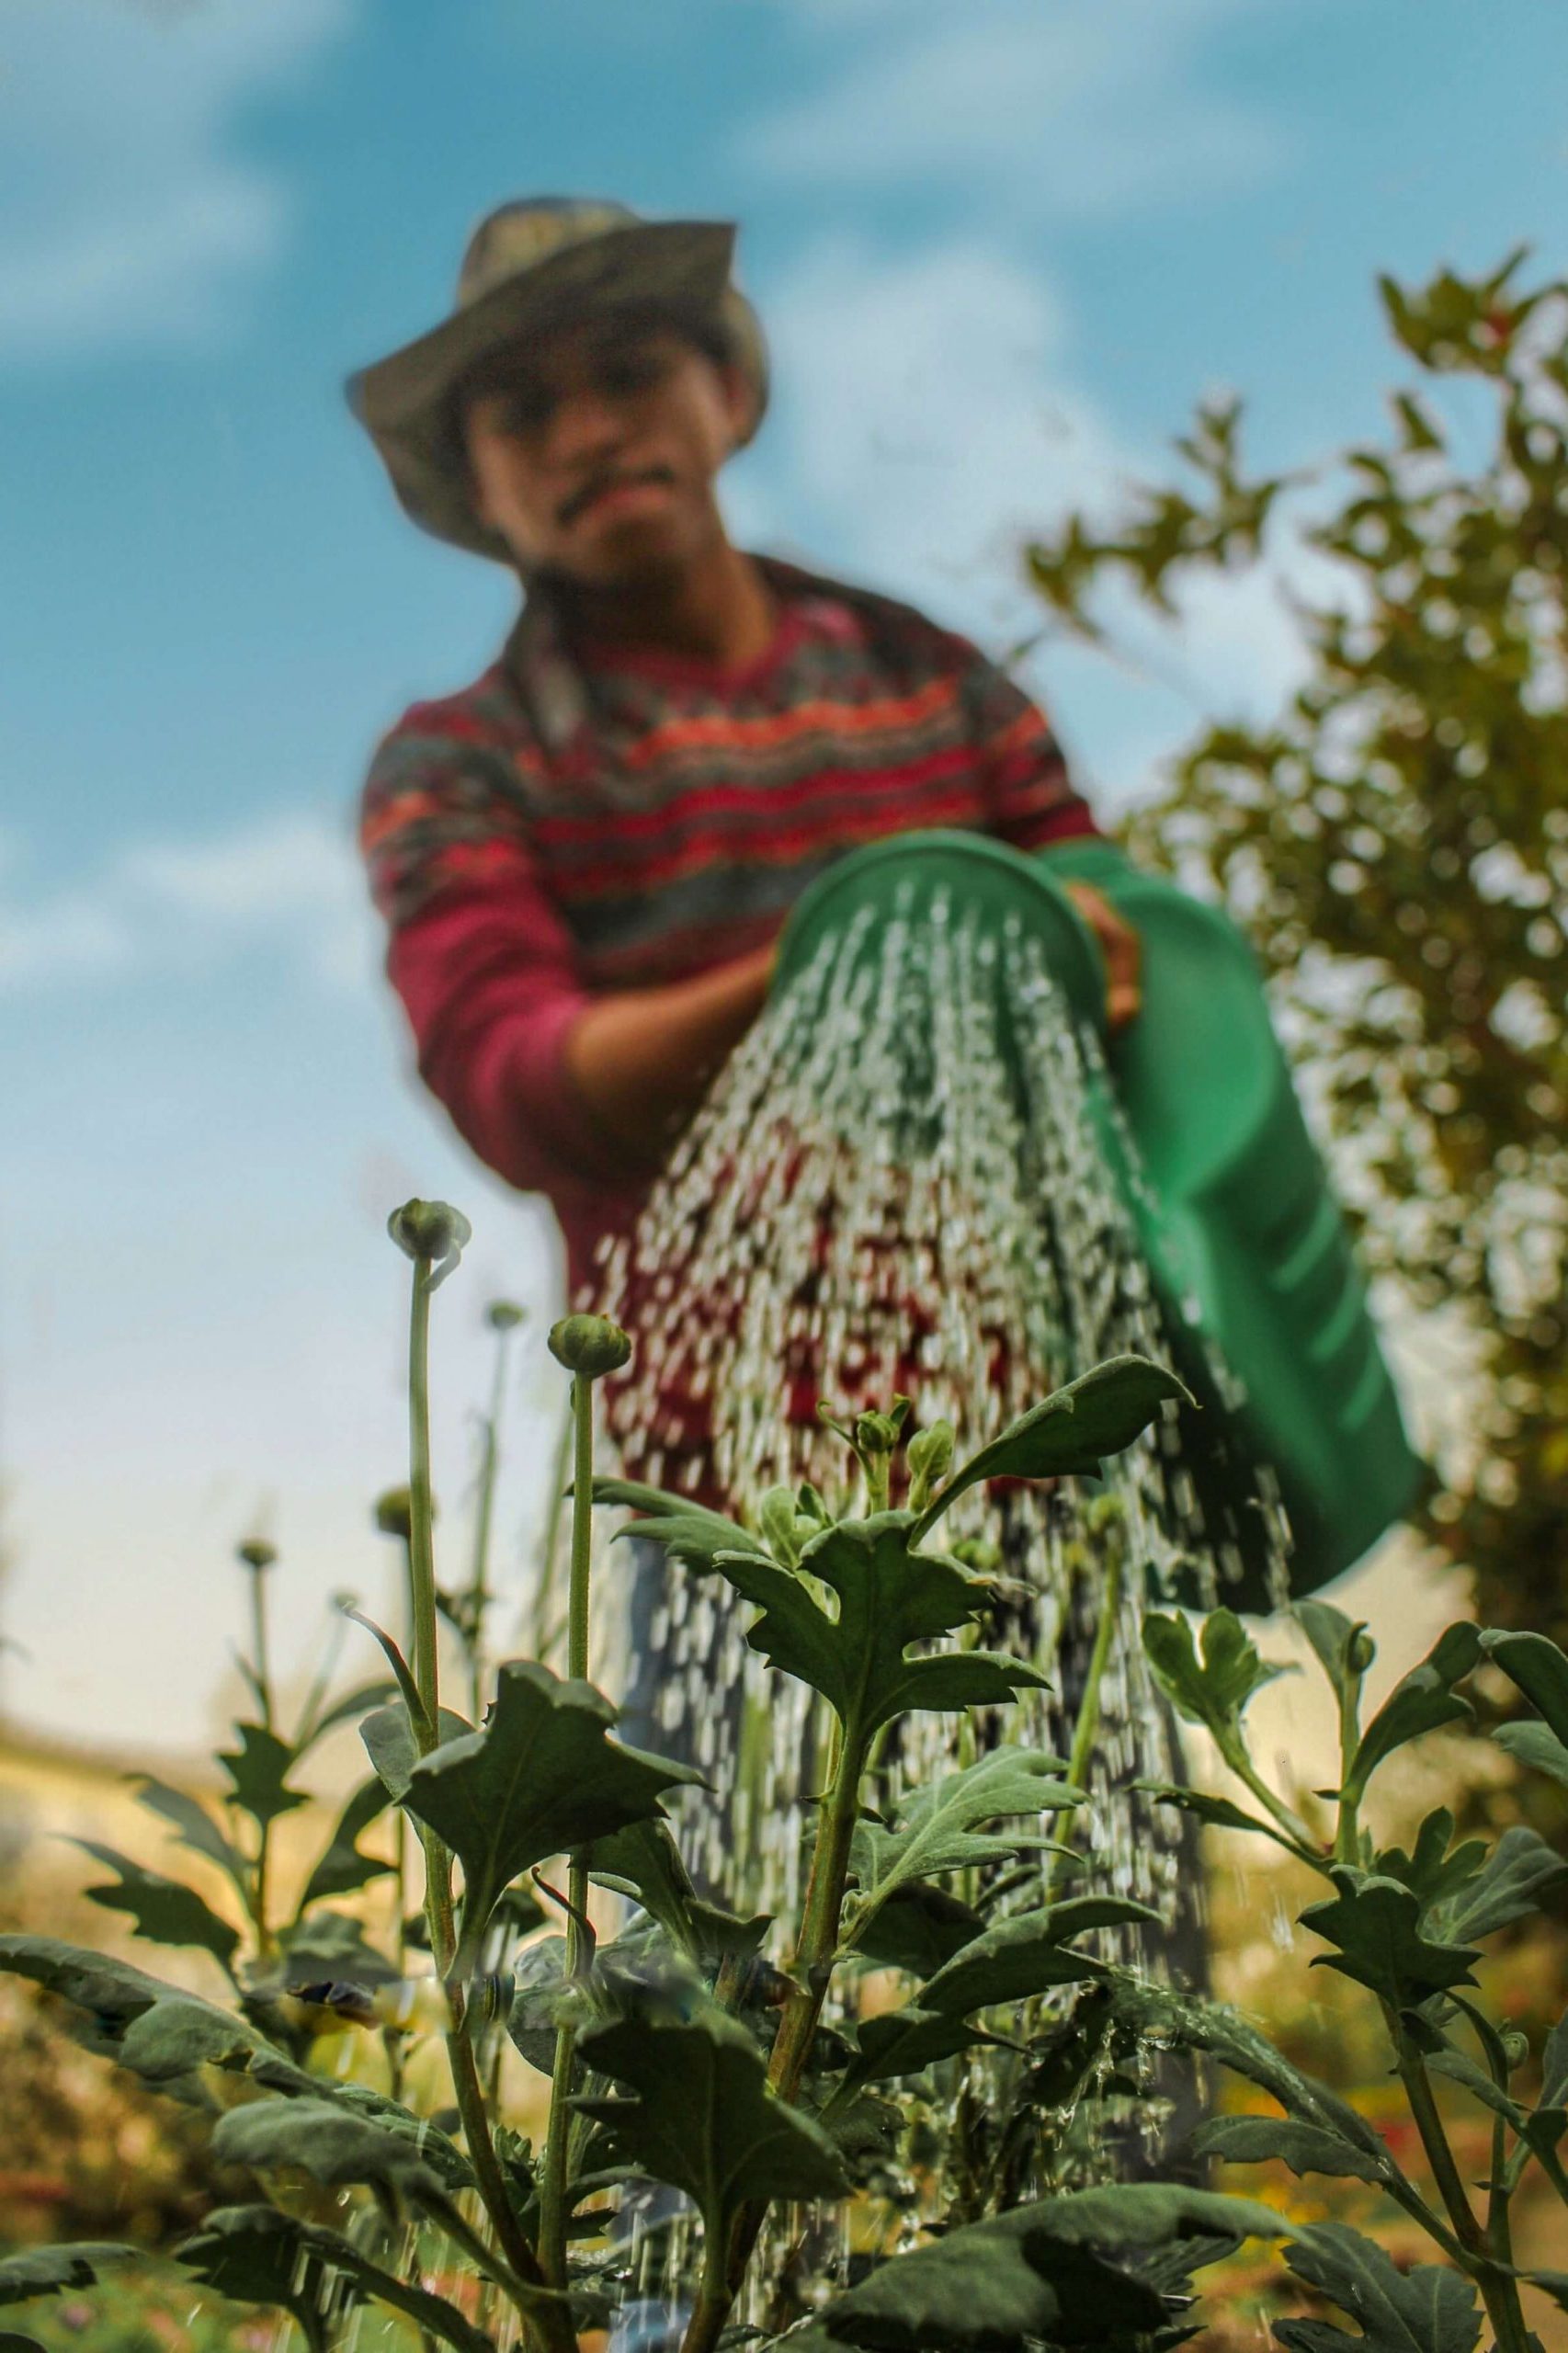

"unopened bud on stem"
[236,1539,277,1574]
[387,1199,472,1276]
[548,1313,631,1381]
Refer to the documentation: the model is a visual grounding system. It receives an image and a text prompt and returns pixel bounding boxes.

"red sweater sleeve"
[359,708,626,1198]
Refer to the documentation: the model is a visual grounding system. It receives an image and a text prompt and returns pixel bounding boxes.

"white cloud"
[0,0,352,359]
[735,0,1283,217]
[0,808,371,995]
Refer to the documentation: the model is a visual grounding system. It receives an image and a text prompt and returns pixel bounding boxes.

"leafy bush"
[4,1201,1567,2353]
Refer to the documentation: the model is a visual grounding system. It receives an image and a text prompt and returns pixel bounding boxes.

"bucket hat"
[347,197,769,563]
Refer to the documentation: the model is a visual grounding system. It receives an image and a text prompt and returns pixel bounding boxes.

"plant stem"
[530,1408,574,1667]
[465,1322,513,1722]
[1394,2032,1484,2256]
[540,1373,597,2290]
[407,1259,441,1741]
[1046,1536,1123,1900]
[680,2221,733,2353]
[249,1567,274,1731]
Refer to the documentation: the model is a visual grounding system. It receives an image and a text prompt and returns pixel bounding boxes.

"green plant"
[8,1200,1566,2353]
[1021,247,1568,1651]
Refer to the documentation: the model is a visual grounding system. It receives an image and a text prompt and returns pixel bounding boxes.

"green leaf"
[844,2006,1013,2089]
[716,1517,1048,1744]
[211,2096,445,2200]
[914,1900,1153,2020]
[72,1841,239,1971]
[1494,1719,1568,1788]
[1480,1630,1568,1746]
[0,2246,138,2309]
[276,1908,399,1991]
[850,1881,985,1976]
[574,2007,846,2247]
[593,1477,769,1577]
[1426,1824,1568,1943]
[915,1356,1192,1536]
[812,2185,1285,2352]
[1142,1610,1290,1751]
[1189,2114,1386,2182]
[1106,1976,1391,2163]
[1342,1625,1481,1802]
[132,1777,249,1903]
[115,1996,313,2094]
[846,1750,1081,1938]
[1295,1600,1374,1705]
[0,1934,238,2068]
[587,1819,768,1962]
[1374,1811,1487,1918]
[1276,2221,1482,2353]
[180,2206,496,2353]
[218,1722,310,1830]
[360,1699,473,1802]
[295,1779,392,1913]
[1301,1871,1479,2010]
[400,1661,700,1955]
[1134,1780,1304,1856]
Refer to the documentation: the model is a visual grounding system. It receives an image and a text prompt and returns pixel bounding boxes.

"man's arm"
[563,940,777,1173]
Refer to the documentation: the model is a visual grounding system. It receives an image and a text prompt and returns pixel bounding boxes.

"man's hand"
[1062,881,1142,1032]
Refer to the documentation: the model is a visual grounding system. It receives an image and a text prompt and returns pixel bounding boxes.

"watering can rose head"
[548,1313,632,1380]
[386,1199,473,1266]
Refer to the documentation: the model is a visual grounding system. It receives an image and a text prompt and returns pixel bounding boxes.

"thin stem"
[1047,1536,1123,1901]
[1393,2029,1485,2257]
[530,1409,574,1667]
[1218,1735,1322,1862]
[679,2220,733,2353]
[1331,1668,1365,1866]
[465,1324,513,1722]
[407,1262,440,1742]
[248,1569,274,1732]
[540,1373,597,2290]
[251,1823,274,1961]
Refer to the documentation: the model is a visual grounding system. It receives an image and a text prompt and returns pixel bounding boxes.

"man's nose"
[547,385,629,470]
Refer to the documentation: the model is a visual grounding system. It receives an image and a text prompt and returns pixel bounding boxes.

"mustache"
[558,463,675,527]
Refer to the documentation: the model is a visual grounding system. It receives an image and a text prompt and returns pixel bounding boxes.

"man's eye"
[500,390,553,432]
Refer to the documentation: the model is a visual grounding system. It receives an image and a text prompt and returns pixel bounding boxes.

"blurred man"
[349,199,1137,1467]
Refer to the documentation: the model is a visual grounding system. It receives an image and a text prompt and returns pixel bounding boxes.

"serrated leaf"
[915,1356,1192,1537]
[116,1996,314,2093]
[1143,1610,1290,1751]
[812,2184,1284,2352]
[574,2007,846,2245]
[275,1908,398,1992]
[0,2245,138,2309]
[179,2205,495,2353]
[1374,1811,1486,1918]
[1190,2114,1385,2182]
[1495,1719,1568,1788]
[915,1899,1155,2019]
[1301,1872,1479,2010]
[72,1841,239,1971]
[131,1777,248,1901]
[1106,1976,1390,2161]
[587,1819,767,1963]
[1481,1630,1568,1746]
[1426,1824,1568,1943]
[1342,1625,1481,1802]
[0,1934,235,2067]
[218,1722,310,1830]
[594,1478,769,1576]
[850,1881,985,1976]
[1135,1780,1303,1856]
[1277,2221,1481,2353]
[295,1779,392,1913]
[717,1517,1048,1744]
[847,1750,1081,1938]
[845,2005,1013,2089]
[398,1661,699,1954]
[212,2097,444,2199]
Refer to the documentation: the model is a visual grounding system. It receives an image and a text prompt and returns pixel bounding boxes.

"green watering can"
[773,828,1426,1606]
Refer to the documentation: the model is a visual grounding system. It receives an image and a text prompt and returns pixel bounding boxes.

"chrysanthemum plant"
[4,1202,1568,2353]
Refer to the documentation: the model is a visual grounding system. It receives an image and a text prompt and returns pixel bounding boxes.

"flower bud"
[1502,2029,1529,2070]
[1349,1628,1377,1676]
[236,1539,277,1574]
[374,1487,414,1540]
[486,1300,526,1332]
[387,1199,472,1266]
[548,1313,632,1380]
[906,1420,955,1497]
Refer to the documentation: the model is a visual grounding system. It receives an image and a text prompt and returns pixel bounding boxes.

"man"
[349,198,1139,1421]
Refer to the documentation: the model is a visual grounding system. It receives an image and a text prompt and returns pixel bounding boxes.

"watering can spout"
[772,828,1425,1607]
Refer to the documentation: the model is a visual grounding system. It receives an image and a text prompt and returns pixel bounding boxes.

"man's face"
[460,318,749,588]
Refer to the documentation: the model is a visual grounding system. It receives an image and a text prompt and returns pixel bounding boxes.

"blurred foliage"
[1026,247,1568,1643]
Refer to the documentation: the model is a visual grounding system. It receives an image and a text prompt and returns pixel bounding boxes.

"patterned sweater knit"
[360,555,1098,1484]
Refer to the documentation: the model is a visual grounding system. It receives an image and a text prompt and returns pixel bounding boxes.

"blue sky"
[4,0,1562,1754]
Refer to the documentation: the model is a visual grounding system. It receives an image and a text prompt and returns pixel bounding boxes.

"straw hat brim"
[347,219,767,563]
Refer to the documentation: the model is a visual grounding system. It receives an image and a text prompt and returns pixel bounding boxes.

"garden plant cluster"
[3,1201,1568,2353]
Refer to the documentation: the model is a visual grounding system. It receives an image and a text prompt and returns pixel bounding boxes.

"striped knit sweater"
[360,555,1098,1473]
